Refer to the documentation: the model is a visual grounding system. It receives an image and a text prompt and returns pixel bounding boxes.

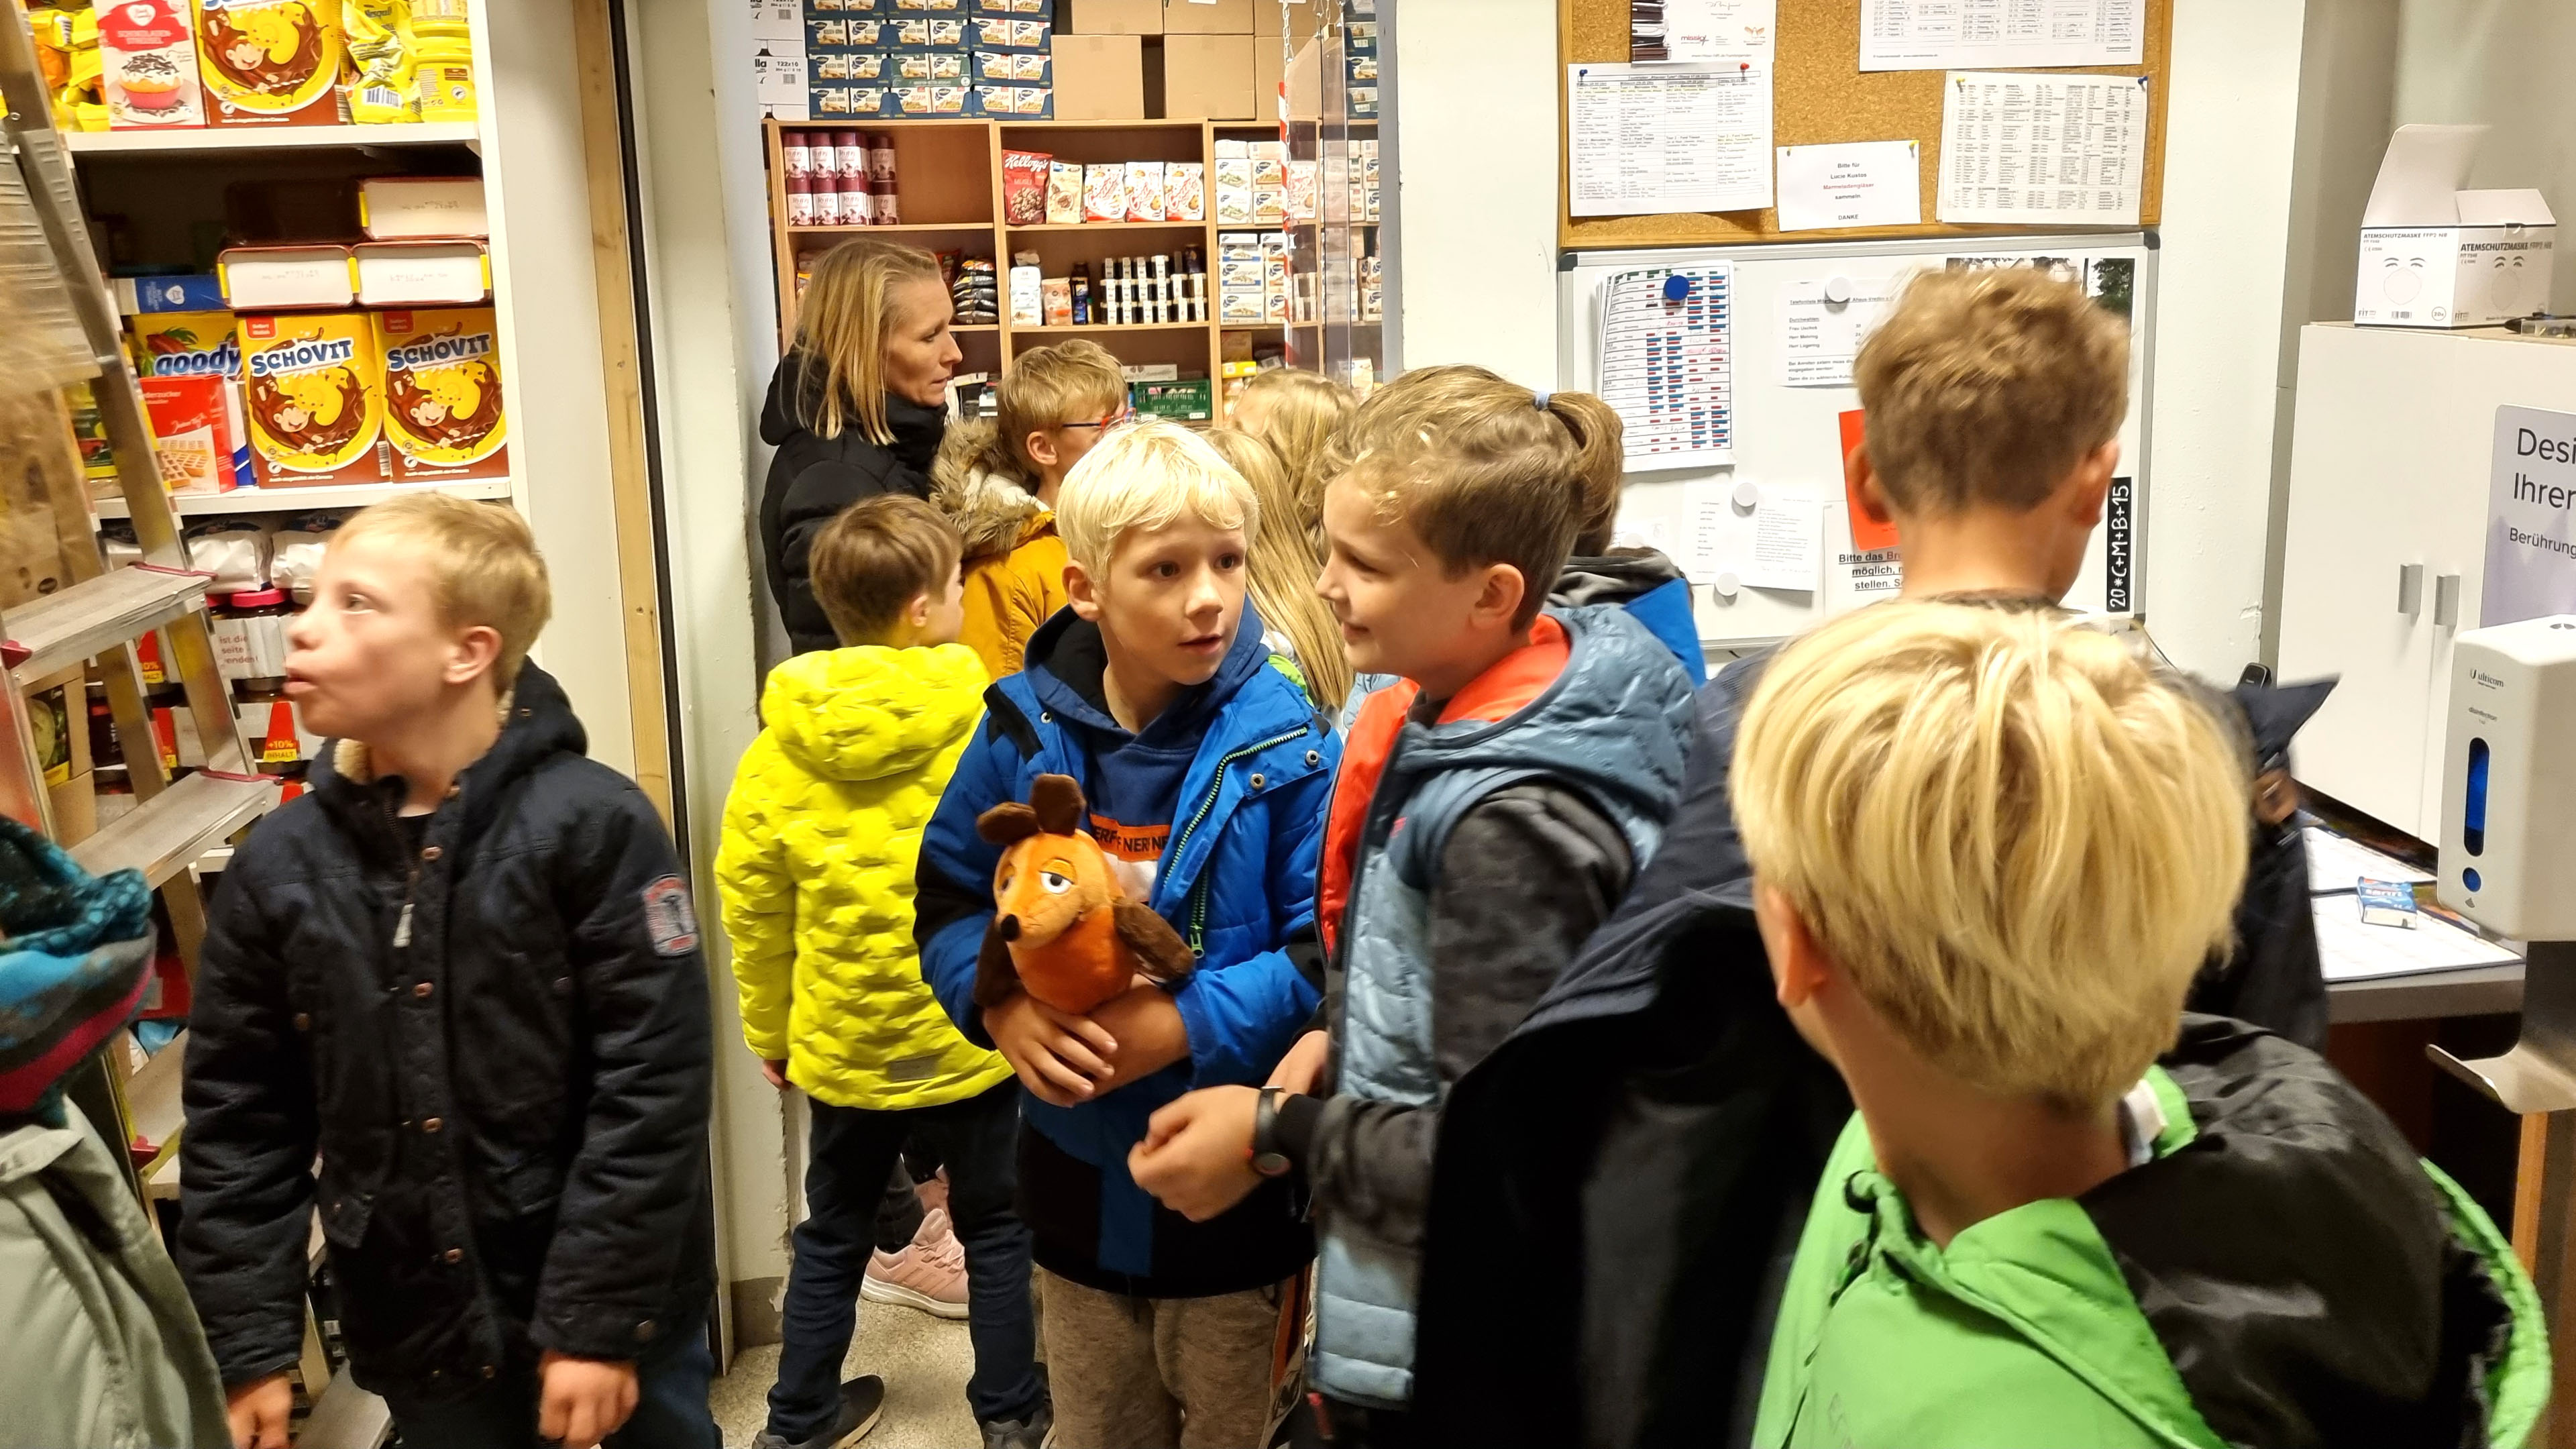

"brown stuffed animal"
[973,773,1195,1016]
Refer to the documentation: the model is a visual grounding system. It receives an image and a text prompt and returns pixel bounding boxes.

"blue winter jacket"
[916,602,1340,1295]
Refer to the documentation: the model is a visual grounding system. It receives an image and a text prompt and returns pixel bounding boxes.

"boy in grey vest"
[1130,366,1695,1446]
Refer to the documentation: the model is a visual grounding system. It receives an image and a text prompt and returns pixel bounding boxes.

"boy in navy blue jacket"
[916,419,1339,1449]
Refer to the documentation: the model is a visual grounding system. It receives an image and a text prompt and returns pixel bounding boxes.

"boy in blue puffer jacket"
[1131,368,1695,1449]
[916,419,1339,1449]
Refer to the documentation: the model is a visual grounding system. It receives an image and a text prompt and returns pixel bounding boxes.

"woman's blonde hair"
[790,240,945,447]
[1732,602,2249,1112]
[1205,428,1352,711]
[1322,365,1624,627]
[1234,368,1354,550]
[1056,418,1257,576]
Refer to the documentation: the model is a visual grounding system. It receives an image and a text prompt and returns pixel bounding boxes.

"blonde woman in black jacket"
[759,241,964,655]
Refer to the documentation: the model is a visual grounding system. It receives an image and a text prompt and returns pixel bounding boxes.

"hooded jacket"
[1411,606,2333,1449]
[1553,551,1707,688]
[915,603,1340,1297]
[715,643,1012,1110]
[1299,606,1695,1408]
[930,418,1070,680]
[759,349,948,655]
[1756,1016,2548,1449]
[178,665,715,1399]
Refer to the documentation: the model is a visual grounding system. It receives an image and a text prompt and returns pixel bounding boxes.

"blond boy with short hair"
[916,420,1341,1448]
[1739,601,2546,1448]
[719,495,1053,1449]
[179,494,719,1449]
[932,338,1130,678]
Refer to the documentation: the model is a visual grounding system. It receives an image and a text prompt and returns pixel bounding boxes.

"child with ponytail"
[1128,366,1697,1448]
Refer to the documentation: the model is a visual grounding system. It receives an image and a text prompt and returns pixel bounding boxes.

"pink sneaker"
[862,1206,968,1320]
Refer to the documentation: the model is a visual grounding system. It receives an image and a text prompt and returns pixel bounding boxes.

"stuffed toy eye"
[1040,871,1073,894]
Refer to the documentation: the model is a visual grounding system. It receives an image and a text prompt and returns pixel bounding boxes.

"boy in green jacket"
[1732,600,2548,1449]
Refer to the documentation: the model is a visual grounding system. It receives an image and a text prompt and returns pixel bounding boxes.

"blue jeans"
[769,1080,1041,1438]
[384,1315,719,1449]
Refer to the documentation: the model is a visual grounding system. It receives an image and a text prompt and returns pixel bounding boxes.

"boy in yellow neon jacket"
[716,496,1051,1449]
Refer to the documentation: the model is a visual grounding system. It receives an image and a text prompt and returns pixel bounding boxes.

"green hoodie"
[1756,1018,2548,1449]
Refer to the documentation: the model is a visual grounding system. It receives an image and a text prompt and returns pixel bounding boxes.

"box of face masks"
[2355,123,2556,329]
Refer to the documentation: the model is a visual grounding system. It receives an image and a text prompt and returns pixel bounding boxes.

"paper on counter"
[2303,826,2436,894]
[2314,900,2518,983]
[1776,142,1922,231]
[1746,490,1823,592]
[1936,72,2148,226]
[1568,62,1775,217]
[1776,276,1900,386]
[1860,0,2144,72]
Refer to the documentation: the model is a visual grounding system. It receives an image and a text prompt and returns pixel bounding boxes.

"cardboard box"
[2354,125,2557,329]
[1070,0,1162,34]
[1159,33,1254,120]
[1164,0,1254,34]
[195,0,347,128]
[1054,34,1144,121]
[97,0,204,130]
[354,241,490,307]
[1257,0,1326,39]
[217,245,357,311]
[239,311,387,487]
[376,308,508,482]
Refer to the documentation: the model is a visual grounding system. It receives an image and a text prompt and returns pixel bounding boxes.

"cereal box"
[194,0,347,127]
[1003,150,1052,225]
[1046,160,1085,225]
[240,312,386,486]
[140,377,240,495]
[1167,162,1206,222]
[1083,164,1128,224]
[130,311,251,488]
[1124,162,1166,223]
[376,307,507,482]
[98,0,205,129]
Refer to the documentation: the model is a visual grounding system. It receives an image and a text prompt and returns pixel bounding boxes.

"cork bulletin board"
[1559,0,2174,249]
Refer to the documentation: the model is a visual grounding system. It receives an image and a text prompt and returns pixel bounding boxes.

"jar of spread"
[224,588,293,700]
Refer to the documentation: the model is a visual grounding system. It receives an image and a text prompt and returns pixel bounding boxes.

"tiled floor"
[713,1308,979,1448]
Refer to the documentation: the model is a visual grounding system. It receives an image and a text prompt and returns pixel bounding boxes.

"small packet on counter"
[1166,162,1206,222]
[1083,164,1129,223]
[1285,160,1319,223]
[1213,159,1256,224]
[1009,263,1043,326]
[1125,162,1167,223]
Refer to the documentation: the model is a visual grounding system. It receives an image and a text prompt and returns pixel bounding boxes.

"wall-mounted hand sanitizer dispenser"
[2438,616,2576,939]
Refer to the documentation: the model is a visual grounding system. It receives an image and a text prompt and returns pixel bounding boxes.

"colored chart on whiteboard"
[1597,264,1735,470]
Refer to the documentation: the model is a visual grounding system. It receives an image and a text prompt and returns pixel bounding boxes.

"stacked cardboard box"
[1060,0,1256,121]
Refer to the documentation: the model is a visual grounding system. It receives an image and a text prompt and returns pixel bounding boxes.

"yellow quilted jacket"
[714,643,1012,1110]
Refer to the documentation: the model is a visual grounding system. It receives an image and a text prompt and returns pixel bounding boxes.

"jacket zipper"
[382,798,421,951]
[1169,727,1310,957]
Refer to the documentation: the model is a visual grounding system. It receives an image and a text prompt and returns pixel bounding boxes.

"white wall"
[1388,0,1560,388]
[2392,0,2576,315]
[2140,0,2310,679]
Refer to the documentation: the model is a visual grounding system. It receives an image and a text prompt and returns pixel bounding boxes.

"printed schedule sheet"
[1936,71,2149,225]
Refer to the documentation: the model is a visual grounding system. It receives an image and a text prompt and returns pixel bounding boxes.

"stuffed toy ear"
[977,802,1042,845]
[1030,773,1086,835]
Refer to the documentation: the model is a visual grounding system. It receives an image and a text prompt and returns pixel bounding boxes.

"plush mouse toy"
[973,773,1195,1016]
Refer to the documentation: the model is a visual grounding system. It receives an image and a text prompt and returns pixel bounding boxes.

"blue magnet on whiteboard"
[1663,274,1693,303]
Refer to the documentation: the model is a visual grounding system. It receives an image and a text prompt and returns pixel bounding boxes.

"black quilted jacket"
[176,665,714,1400]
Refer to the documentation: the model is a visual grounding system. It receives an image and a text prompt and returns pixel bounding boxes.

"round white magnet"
[1712,572,1741,600]
[1732,479,1761,511]
[1824,276,1854,305]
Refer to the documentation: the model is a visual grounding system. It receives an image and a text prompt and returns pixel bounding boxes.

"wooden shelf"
[788,221,995,235]
[64,123,479,156]
[91,478,515,520]
[954,324,1001,333]
[1014,322,1210,334]
[1009,221,1210,232]
[996,119,1214,131]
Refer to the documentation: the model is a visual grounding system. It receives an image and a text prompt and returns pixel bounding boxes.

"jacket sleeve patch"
[642,875,701,957]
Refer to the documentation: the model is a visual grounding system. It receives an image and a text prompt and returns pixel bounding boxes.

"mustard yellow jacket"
[932,417,1071,680]
[715,644,1012,1110]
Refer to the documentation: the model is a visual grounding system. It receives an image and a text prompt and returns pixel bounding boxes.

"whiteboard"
[1557,234,2158,651]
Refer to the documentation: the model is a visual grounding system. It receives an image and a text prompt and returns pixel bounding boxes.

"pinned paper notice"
[1936,72,2148,226]
[1746,491,1823,592]
[1568,62,1775,217]
[1777,275,1899,386]
[1776,142,1921,232]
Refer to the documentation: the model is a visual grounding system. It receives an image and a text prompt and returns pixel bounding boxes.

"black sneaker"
[753,1376,887,1449]
[980,1395,1055,1449]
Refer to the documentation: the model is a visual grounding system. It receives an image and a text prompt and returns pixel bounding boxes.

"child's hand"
[1267,1029,1330,1095]
[1129,1085,1264,1222]
[760,1057,790,1091]
[987,992,1120,1107]
[225,1371,294,1449]
[539,1350,639,1449]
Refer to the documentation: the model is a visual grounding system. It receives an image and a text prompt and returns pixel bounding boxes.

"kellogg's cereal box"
[240,312,386,485]
[194,0,346,126]
[97,0,206,129]
[374,307,507,482]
